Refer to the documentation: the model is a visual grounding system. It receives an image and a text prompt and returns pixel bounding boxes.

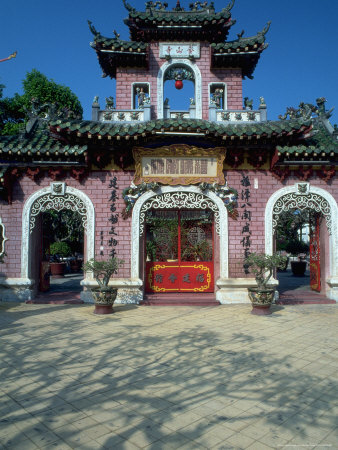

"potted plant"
[182,240,212,261]
[83,257,124,315]
[286,239,309,276]
[49,242,72,277]
[245,252,288,315]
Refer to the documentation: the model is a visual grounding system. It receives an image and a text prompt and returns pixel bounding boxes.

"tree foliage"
[42,210,84,254]
[276,210,310,252]
[0,69,83,135]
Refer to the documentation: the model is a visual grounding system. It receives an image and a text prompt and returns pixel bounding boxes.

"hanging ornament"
[175,79,183,90]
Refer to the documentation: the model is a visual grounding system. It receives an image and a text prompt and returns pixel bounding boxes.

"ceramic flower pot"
[91,287,118,315]
[291,261,306,276]
[248,287,275,315]
[50,262,66,278]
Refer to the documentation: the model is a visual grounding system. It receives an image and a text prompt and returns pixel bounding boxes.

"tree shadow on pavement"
[0,304,336,448]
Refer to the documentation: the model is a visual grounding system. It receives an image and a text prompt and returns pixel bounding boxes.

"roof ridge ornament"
[278,99,333,121]
[173,0,184,11]
[122,0,135,12]
[258,21,271,36]
[87,20,100,37]
[225,0,235,12]
[189,2,214,11]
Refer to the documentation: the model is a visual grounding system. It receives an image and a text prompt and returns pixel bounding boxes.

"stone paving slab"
[0,301,337,449]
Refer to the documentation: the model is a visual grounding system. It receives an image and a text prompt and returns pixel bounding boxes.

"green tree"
[0,69,83,135]
[42,210,84,254]
[276,210,310,253]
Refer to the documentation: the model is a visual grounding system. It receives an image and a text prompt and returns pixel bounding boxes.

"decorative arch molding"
[21,183,95,279]
[157,59,202,119]
[265,183,338,278]
[0,216,8,256]
[131,185,228,281]
[139,191,221,236]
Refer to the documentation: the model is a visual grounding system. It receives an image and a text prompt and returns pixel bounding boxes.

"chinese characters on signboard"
[133,145,225,185]
[159,43,200,59]
[240,174,252,274]
[142,157,216,177]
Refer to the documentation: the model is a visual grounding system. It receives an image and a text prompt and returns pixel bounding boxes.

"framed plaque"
[133,145,225,185]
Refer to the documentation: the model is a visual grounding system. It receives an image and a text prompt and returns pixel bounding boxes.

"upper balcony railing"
[91,98,267,124]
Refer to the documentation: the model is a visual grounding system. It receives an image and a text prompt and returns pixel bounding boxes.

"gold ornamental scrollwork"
[133,144,225,186]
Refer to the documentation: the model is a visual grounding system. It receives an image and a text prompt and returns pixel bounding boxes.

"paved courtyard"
[0,302,337,450]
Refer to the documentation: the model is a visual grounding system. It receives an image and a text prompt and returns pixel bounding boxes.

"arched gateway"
[21,183,95,298]
[131,186,229,301]
[265,183,338,300]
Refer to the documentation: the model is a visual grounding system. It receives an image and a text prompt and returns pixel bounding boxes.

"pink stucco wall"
[1,169,337,287]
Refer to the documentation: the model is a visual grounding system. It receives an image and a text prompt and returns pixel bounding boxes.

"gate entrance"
[145,209,214,293]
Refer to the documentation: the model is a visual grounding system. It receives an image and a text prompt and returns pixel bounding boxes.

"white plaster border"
[21,185,95,281]
[131,185,228,288]
[0,216,8,256]
[157,59,202,119]
[265,183,338,300]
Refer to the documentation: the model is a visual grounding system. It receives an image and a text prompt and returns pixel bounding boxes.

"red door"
[309,213,321,292]
[145,210,214,293]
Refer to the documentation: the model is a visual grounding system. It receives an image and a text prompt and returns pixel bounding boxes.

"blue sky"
[1,0,338,125]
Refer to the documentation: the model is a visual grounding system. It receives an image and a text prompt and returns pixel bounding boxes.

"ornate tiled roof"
[211,23,270,79]
[276,120,338,160]
[0,129,87,160]
[49,117,312,141]
[123,0,236,42]
[88,22,148,78]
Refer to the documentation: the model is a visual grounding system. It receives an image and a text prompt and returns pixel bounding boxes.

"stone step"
[141,293,220,306]
[277,291,336,305]
[26,291,83,305]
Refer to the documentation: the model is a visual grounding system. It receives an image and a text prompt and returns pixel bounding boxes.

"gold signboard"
[133,145,225,185]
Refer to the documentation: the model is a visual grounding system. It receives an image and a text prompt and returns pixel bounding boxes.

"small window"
[209,83,227,109]
[132,83,150,109]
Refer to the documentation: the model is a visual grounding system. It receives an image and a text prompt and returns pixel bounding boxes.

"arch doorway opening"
[22,184,95,303]
[144,209,214,294]
[275,209,328,299]
[39,210,84,298]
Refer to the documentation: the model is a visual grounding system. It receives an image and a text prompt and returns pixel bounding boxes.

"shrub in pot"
[49,242,72,277]
[245,252,288,315]
[83,257,124,314]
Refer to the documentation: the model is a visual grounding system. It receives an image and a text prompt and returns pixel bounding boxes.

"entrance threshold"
[276,291,336,305]
[26,291,84,305]
[141,293,220,306]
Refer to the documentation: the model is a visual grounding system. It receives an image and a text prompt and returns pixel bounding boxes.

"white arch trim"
[21,184,95,279]
[157,59,202,119]
[0,216,8,256]
[265,183,338,278]
[131,185,228,281]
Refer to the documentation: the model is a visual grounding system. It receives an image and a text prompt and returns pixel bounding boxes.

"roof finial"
[225,0,235,12]
[122,0,135,12]
[87,20,100,37]
[260,21,271,36]
[174,0,184,11]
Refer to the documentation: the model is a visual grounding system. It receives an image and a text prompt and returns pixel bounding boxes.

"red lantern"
[175,79,183,90]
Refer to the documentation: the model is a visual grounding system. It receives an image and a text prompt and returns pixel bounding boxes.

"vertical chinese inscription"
[240,174,252,274]
[108,177,119,257]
